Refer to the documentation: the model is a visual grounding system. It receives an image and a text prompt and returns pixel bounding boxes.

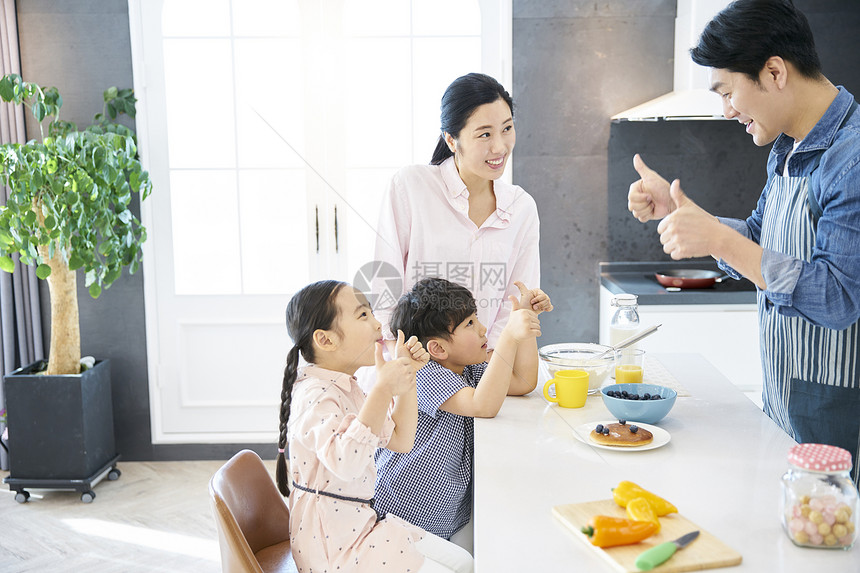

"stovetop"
[600,260,757,306]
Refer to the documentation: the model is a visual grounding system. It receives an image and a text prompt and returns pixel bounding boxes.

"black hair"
[276,279,348,497]
[390,277,477,347]
[690,0,823,84]
[430,73,514,165]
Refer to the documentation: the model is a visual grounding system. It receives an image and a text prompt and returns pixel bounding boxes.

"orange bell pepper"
[612,480,678,516]
[626,496,661,532]
[580,515,658,548]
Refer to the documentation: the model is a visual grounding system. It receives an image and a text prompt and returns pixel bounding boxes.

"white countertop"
[473,353,860,572]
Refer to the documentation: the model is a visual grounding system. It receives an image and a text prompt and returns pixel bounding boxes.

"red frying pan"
[654,269,728,289]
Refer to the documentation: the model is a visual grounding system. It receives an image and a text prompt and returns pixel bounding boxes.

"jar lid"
[787,443,852,472]
[612,293,638,306]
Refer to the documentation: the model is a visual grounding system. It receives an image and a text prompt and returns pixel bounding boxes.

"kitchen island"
[473,353,859,572]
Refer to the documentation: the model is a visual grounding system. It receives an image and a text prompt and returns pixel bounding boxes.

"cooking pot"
[654,269,728,289]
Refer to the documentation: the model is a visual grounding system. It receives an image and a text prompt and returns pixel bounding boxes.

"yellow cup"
[543,369,589,408]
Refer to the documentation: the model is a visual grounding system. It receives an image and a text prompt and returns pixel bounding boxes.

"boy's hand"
[505,296,542,341]
[514,280,553,314]
[375,340,415,397]
[393,329,430,370]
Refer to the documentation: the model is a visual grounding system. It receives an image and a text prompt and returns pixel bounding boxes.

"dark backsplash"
[607,120,771,262]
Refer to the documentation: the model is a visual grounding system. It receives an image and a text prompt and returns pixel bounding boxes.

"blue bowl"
[600,383,677,424]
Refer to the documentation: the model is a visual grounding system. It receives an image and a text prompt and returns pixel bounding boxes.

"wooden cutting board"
[552,499,742,573]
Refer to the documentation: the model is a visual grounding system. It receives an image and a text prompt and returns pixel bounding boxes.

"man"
[627,0,860,484]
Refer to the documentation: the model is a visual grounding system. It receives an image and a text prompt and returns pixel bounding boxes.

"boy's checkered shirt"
[373,359,488,539]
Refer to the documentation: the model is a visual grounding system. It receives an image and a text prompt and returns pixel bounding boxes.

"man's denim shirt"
[718,86,860,331]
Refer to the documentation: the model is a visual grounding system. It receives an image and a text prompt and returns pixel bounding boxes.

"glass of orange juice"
[615,349,645,383]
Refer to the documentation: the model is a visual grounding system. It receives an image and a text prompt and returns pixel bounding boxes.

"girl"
[276,280,474,573]
[374,73,551,351]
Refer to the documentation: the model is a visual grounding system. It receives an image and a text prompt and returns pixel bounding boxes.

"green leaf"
[68,253,84,270]
[104,86,118,102]
[88,283,102,298]
[0,256,14,273]
[93,147,105,169]
[0,75,14,101]
[35,263,51,279]
[106,101,117,120]
[98,241,112,256]
[0,229,13,245]
[105,265,121,285]
[33,101,47,122]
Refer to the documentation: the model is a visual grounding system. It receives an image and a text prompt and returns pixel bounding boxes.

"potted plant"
[0,74,151,501]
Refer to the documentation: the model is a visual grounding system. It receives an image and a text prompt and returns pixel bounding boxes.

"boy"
[374,277,550,546]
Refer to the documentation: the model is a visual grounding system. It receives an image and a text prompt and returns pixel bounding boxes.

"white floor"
[0,459,240,572]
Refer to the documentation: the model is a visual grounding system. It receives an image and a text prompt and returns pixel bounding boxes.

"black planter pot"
[2,359,120,502]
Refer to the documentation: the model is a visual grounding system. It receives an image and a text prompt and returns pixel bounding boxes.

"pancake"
[589,422,653,447]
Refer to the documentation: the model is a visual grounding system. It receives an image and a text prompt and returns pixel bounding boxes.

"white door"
[129,0,511,443]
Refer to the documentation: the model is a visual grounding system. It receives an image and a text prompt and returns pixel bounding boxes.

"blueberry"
[630,425,639,433]
[631,394,639,400]
[595,424,604,433]
[643,393,651,400]
[622,391,629,398]
[619,419,626,425]
[651,395,661,400]
[603,427,610,435]
[654,395,663,400]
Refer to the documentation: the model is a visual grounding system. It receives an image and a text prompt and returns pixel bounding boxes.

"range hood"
[612,0,731,122]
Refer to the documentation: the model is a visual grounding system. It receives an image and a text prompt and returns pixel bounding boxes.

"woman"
[374,73,547,350]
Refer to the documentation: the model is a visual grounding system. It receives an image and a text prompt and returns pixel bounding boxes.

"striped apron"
[758,171,860,485]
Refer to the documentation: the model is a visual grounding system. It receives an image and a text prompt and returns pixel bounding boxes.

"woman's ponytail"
[430,134,453,165]
[276,344,301,496]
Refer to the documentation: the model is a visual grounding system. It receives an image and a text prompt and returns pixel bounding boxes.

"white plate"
[572,421,671,451]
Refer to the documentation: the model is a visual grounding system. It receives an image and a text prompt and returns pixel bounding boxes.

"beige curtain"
[0,0,44,470]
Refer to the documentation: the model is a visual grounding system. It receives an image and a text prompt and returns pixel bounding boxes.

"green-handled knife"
[635,530,700,571]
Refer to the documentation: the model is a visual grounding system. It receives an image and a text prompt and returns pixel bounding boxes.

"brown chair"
[209,449,298,573]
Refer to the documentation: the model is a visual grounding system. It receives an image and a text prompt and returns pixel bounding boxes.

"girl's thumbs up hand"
[514,280,554,314]
[394,329,430,369]
[376,331,421,397]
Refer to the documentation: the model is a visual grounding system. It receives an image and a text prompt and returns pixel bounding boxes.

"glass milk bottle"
[609,294,640,348]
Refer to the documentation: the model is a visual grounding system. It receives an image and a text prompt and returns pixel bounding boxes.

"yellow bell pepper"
[626,496,661,532]
[612,480,678,516]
